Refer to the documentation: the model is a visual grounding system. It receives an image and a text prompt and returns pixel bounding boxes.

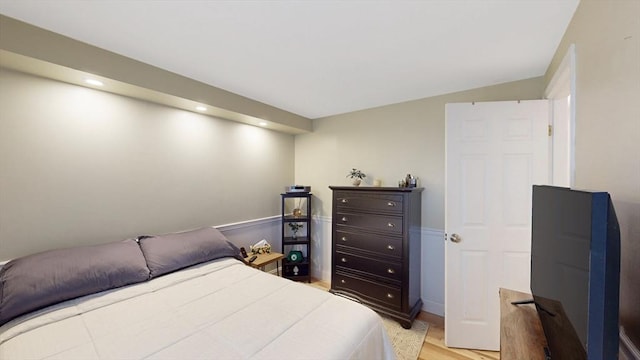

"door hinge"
[548,125,553,136]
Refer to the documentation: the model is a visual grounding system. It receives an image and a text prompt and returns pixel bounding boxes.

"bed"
[0,227,395,360]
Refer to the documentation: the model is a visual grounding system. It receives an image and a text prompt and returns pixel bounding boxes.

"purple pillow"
[0,239,150,326]
[138,227,242,278]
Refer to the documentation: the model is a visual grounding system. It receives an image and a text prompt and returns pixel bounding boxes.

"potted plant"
[288,222,304,239]
[347,168,366,186]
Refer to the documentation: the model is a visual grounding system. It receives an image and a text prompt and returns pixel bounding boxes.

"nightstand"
[247,252,285,276]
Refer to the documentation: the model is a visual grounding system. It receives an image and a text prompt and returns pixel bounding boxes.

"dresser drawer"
[333,271,401,310]
[334,229,403,259]
[335,250,402,282]
[336,212,403,235]
[335,192,403,214]
[330,186,423,327]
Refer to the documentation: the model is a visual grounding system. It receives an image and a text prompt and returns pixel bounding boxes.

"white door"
[444,100,550,350]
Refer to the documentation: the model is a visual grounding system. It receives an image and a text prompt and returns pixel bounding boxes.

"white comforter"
[0,258,395,359]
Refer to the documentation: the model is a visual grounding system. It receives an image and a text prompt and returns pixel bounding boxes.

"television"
[530,185,620,360]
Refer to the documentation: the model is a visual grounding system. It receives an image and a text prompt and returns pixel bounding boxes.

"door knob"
[450,233,462,243]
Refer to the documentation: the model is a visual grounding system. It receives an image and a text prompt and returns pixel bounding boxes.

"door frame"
[545,43,576,187]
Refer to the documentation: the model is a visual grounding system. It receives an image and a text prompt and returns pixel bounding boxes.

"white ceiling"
[0,0,579,119]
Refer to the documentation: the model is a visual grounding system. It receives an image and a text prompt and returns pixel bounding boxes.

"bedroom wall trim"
[215,215,281,232]
[1,215,446,316]
[215,215,282,253]
[620,326,640,360]
[313,215,446,316]
[215,214,446,316]
[421,227,445,316]
[313,215,334,282]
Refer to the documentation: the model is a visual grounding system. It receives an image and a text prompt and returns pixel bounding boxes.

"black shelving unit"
[281,192,311,282]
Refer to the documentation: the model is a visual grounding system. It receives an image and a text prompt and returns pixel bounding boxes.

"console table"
[500,288,548,360]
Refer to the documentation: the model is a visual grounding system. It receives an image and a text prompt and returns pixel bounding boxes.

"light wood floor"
[311,280,500,360]
[417,312,500,360]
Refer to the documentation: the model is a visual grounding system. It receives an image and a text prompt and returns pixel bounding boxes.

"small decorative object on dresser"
[329,186,423,329]
[405,174,418,188]
[399,174,418,188]
[346,168,366,186]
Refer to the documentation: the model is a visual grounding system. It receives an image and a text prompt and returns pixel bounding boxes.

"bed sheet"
[0,258,395,360]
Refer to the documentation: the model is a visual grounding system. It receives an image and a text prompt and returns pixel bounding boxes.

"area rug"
[381,316,429,360]
[307,282,428,360]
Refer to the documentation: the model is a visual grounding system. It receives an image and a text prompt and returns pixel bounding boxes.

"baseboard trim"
[422,299,445,317]
[620,326,640,360]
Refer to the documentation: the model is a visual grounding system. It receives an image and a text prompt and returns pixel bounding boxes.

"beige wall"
[295,77,545,229]
[2,0,636,341]
[0,69,294,261]
[544,0,640,347]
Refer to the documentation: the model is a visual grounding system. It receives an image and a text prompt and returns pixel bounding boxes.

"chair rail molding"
[314,215,445,316]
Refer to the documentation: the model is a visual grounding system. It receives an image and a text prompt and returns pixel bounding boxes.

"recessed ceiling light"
[196,106,207,112]
[85,79,104,86]
[258,121,268,127]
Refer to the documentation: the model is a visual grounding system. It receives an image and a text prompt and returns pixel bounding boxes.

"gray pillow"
[138,227,242,278]
[0,239,150,326]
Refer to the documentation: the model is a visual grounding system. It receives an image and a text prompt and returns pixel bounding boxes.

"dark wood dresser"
[329,186,423,328]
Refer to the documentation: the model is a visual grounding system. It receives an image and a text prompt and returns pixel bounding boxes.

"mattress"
[0,258,395,359]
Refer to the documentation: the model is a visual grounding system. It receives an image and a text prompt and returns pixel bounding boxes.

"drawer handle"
[387,201,396,207]
[387,268,395,274]
[387,222,395,228]
[387,293,394,299]
[341,257,347,263]
[387,245,395,251]
[342,217,348,222]
[341,236,347,242]
[341,198,348,203]
[341,279,346,284]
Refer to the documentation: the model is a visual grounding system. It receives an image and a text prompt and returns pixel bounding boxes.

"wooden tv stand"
[500,288,549,360]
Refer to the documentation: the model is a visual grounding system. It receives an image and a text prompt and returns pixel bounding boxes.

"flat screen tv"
[530,185,620,360]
